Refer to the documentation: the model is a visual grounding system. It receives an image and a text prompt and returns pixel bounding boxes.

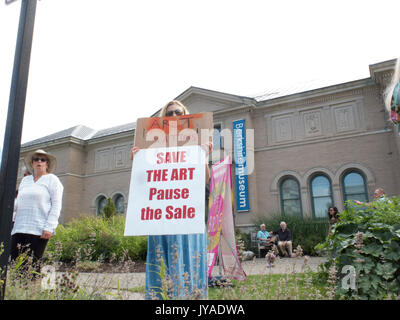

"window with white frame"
[113,194,125,214]
[310,175,333,218]
[342,171,369,204]
[280,177,302,217]
[97,196,107,216]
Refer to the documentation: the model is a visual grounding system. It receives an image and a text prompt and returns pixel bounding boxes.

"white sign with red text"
[124,145,205,236]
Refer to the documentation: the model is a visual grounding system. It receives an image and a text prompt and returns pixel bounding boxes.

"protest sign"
[134,112,213,149]
[124,145,206,236]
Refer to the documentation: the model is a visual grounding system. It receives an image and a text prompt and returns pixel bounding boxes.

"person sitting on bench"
[270,221,293,258]
[257,224,270,246]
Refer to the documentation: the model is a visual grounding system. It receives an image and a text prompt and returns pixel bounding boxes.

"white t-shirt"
[12,174,64,236]
[13,198,17,222]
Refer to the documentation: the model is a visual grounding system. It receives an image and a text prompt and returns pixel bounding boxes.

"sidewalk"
[238,256,327,275]
[58,256,327,300]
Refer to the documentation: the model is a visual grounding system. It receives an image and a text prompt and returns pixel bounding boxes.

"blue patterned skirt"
[145,232,208,300]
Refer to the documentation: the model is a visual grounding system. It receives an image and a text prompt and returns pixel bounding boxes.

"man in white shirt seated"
[257,224,270,246]
[354,188,388,206]
[256,224,279,256]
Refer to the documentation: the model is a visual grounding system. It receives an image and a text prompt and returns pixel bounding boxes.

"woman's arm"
[130,146,140,161]
[201,142,213,183]
[43,175,64,239]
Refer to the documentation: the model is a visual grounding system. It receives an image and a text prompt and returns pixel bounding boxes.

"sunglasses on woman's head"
[33,157,48,162]
[165,109,184,117]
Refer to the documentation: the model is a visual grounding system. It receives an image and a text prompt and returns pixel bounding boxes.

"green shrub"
[235,228,250,251]
[315,197,400,300]
[46,215,147,263]
[253,214,329,256]
[101,198,117,220]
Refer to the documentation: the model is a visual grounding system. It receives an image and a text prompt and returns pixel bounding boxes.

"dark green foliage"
[101,198,117,220]
[315,197,400,300]
[235,228,250,250]
[46,215,147,263]
[253,214,329,256]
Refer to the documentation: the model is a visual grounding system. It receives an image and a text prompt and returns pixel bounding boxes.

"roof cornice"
[86,129,135,146]
[21,136,86,153]
[176,86,256,105]
[255,77,374,108]
[21,129,135,151]
[369,59,397,78]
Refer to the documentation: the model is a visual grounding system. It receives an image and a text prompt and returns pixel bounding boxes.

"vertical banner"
[232,119,250,212]
[207,159,228,278]
[124,145,205,236]
[207,156,246,280]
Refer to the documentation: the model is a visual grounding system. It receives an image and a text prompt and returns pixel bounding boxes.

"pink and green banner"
[207,156,246,280]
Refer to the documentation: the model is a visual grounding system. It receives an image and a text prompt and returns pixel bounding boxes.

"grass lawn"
[208,272,330,300]
[128,272,331,300]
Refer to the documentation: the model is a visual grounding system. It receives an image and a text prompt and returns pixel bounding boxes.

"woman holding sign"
[131,100,211,300]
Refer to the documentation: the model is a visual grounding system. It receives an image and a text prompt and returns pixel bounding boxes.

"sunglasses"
[33,157,48,163]
[165,109,184,117]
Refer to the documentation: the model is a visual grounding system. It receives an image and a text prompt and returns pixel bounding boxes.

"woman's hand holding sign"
[201,142,212,183]
[130,146,140,160]
[201,142,213,156]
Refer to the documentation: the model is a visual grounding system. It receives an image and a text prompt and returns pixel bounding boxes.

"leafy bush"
[101,198,117,220]
[46,215,147,263]
[235,228,250,251]
[253,214,329,256]
[315,197,400,300]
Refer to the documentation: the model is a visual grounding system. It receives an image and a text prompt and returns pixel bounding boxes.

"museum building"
[18,59,400,231]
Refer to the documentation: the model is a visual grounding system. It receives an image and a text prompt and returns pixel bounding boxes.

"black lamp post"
[0,0,37,299]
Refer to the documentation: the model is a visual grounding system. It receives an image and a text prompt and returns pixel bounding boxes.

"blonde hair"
[159,100,190,117]
[384,58,400,115]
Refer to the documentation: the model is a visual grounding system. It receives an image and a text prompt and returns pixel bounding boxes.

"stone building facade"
[18,59,400,230]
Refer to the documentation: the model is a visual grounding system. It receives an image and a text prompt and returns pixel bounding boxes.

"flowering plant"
[265,250,276,268]
[316,196,400,300]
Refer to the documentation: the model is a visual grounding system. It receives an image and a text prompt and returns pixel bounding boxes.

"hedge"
[46,215,147,263]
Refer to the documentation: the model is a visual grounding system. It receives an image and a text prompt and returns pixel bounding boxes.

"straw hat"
[24,149,57,174]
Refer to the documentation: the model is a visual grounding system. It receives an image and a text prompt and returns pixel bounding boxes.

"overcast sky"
[0,0,399,149]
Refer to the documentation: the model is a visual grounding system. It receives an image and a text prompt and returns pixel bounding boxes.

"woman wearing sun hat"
[10,149,64,270]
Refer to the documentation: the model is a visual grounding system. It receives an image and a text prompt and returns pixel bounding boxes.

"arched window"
[280,177,302,217]
[97,196,107,216]
[342,171,369,204]
[113,194,125,214]
[310,175,333,218]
